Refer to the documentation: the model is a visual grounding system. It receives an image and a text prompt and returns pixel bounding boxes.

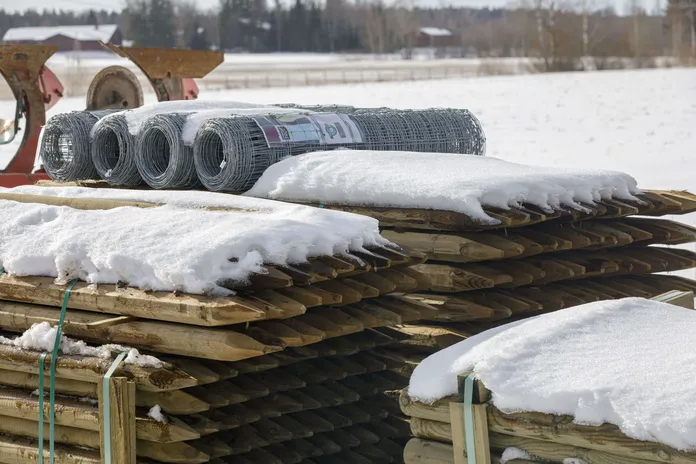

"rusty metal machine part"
[99,42,223,102]
[86,65,144,110]
[0,44,63,187]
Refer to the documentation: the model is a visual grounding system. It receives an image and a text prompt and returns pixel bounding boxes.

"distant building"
[416,27,458,49]
[2,25,122,51]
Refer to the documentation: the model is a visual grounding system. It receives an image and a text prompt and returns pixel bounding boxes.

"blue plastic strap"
[463,373,477,464]
[102,351,129,464]
[48,279,79,464]
[37,352,48,463]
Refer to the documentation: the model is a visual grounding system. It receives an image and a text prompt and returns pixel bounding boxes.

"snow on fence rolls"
[134,106,304,190]
[40,110,119,182]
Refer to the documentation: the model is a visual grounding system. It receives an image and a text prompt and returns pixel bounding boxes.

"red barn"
[2,25,122,51]
[416,27,458,48]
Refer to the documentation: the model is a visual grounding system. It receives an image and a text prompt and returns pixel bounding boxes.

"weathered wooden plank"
[0,304,282,360]
[0,275,271,327]
[380,230,505,263]
[0,344,196,392]
[0,434,101,464]
[0,385,199,443]
[404,438,454,464]
[413,264,495,293]
[99,377,136,464]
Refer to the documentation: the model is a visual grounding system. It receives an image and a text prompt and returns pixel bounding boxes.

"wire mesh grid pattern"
[193,108,486,192]
[40,110,117,182]
[90,113,143,186]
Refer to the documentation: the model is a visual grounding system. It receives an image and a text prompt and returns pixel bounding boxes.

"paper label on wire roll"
[252,113,364,148]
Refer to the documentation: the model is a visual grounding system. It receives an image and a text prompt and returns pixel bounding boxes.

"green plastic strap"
[48,279,79,464]
[37,351,48,464]
[102,351,129,464]
[463,373,477,464]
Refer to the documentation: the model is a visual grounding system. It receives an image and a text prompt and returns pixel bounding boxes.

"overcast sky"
[3,0,658,16]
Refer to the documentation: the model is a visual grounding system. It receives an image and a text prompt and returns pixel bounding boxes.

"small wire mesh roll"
[41,110,116,182]
[135,113,200,189]
[91,113,143,186]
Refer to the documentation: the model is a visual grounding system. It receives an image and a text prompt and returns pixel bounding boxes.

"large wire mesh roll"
[193,107,486,192]
[135,113,200,189]
[91,113,143,186]
[40,110,117,182]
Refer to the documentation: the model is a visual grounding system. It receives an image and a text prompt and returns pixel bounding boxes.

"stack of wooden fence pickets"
[296,190,696,374]
[0,194,447,464]
[398,370,696,464]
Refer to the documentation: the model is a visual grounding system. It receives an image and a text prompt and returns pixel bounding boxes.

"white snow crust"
[0,322,163,367]
[500,448,534,463]
[408,298,696,451]
[147,405,167,423]
[245,150,641,224]
[115,100,271,135]
[0,194,385,295]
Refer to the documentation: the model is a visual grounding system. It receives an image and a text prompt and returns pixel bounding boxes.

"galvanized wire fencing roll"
[135,113,200,189]
[193,115,294,192]
[193,107,486,192]
[91,113,143,186]
[41,110,117,182]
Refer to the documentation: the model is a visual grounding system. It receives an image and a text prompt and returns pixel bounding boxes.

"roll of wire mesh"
[135,113,200,189]
[194,107,486,192]
[193,115,293,192]
[91,113,143,186]
[40,110,118,182]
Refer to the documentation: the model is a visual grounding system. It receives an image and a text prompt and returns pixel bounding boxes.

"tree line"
[1,0,692,69]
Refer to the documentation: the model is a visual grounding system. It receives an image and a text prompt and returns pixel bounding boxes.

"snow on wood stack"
[245,150,696,370]
[0,189,436,463]
[399,298,696,464]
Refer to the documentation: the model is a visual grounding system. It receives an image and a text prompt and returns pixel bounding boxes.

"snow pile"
[147,405,167,424]
[0,194,385,295]
[0,322,163,367]
[500,448,534,463]
[408,298,696,451]
[245,150,641,224]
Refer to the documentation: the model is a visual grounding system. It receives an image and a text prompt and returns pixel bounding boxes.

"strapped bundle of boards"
[398,373,696,464]
[0,192,452,464]
[301,189,696,374]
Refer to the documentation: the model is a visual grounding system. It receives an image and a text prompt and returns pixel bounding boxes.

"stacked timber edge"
[330,190,696,373]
